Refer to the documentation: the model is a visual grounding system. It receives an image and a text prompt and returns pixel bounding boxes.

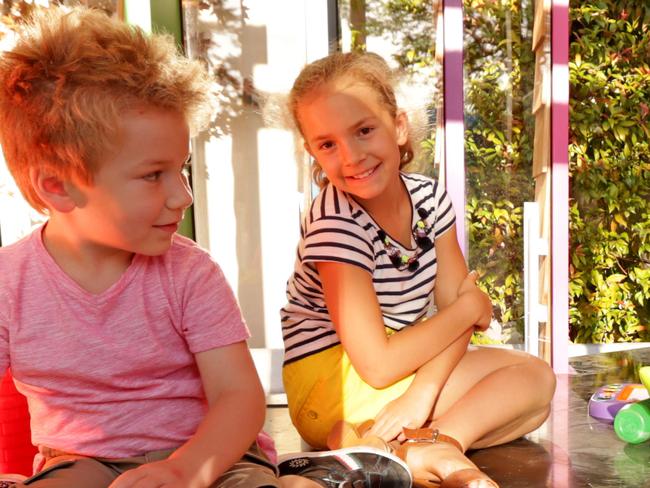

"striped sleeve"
[301,216,375,274]
[433,183,456,238]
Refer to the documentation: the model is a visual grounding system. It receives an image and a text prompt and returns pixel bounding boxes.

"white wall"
[0,157,46,246]
[192,0,332,396]
[0,26,47,245]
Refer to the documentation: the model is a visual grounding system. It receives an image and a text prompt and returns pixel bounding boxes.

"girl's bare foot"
[399,442,498,487]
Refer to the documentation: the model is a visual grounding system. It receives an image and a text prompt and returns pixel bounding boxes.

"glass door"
[464,0,548,354]
[336,0,551,359]
[337,0,445,181]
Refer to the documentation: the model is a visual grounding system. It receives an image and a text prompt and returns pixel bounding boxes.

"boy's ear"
[29,168,78,213]
[395,110,409,146]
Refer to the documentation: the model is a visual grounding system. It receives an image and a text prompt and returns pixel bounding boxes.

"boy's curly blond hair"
[288,51,415,188]
[0,7,212,213]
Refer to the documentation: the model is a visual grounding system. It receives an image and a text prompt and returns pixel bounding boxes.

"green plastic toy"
[614,366,650,444]
[640,366,650,392]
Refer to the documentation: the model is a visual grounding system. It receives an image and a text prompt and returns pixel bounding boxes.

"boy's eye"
[359,126,374,136]
[143,171,162,182]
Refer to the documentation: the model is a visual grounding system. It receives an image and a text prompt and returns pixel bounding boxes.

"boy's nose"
[167,174,194,210]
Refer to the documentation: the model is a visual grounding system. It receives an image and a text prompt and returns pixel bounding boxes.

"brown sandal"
[394,427,499,488]
[326,422,498,487]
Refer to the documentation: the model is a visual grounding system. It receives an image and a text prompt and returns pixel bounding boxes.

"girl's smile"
[348,164,380,180]
[298,78,409,209]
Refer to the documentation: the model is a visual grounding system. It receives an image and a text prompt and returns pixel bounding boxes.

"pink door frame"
[550,0,569,374]
[442,0,466,256]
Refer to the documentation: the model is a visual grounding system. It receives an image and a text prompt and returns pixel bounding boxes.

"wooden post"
[532,0,552,364]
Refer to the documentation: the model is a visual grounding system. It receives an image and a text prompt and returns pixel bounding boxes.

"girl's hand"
[108,458,202,488]
[367,390,435,442]
[457,271,492,331]
[457,270,479,296]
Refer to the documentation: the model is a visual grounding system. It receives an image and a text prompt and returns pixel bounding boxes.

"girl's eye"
[359,126,374,136]
[319,141,334,151]
[143,171,162,182]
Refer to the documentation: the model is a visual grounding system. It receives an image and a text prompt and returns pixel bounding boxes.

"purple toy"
[588,383,650,424]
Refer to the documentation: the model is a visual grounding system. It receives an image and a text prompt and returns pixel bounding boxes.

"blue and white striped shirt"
[281,173,456,365]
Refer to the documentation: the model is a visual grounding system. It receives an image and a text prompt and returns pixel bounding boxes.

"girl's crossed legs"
[400,346,556,483]
[285,344,555,485]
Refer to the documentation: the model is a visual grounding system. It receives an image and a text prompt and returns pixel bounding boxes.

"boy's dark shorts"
[16,442,280,487]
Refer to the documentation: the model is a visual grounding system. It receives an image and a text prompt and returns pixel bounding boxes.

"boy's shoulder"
[0,228,42,306]
[164,233,213,267]
[163,233,223,279]
[167,232,204,255]
[0,227,40,271]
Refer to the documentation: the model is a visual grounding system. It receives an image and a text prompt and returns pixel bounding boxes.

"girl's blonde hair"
[0,7,212,213]
[288,51,414,188]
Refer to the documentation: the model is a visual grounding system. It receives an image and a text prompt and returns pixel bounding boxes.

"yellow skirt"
[283,338,415,449]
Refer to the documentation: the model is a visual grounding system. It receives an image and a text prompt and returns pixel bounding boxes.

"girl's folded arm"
[317,260,482,389]
[403,225,476,399]
[432,225,470,311]
[433,225,492,327]
[400,225,491,400]
[393,227,492,396]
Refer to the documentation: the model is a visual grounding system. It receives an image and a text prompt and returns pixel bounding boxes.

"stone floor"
[264,348,650,488]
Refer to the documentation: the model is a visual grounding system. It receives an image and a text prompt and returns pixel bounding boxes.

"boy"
[0,6,281,487]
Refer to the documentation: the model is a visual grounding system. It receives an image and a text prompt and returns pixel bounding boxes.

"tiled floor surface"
[264,348,650,488]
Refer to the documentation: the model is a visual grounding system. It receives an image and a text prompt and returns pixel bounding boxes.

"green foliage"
[350,0,442,168]
[364,0,437,72]
[569,1,650,343]
[467,196,527,329]
[464,0,535,338]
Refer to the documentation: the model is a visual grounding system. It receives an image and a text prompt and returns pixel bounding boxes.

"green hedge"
[569,1,650,342]
[464,0,535,342]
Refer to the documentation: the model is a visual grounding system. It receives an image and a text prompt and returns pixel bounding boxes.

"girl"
[280,52,556,487]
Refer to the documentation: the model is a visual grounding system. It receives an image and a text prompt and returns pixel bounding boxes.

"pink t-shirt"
[0,226,251,458]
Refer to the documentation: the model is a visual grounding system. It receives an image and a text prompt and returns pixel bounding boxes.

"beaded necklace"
[377,208,433,271]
